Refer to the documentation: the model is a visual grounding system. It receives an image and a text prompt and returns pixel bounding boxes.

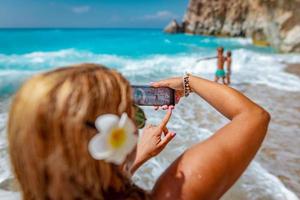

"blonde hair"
[8,64,146,199]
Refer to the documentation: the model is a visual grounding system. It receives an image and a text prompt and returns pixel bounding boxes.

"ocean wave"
[0,113,7,149]
[0,190,19,200]
[0,112,10,188]
[0,48,300,96]
[223,162,299,200]
[202,37,253,46]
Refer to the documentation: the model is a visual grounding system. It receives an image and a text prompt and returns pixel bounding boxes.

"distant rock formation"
[165,0,300,53]
[164,19,183,33]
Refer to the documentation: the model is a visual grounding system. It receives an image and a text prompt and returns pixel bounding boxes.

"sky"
[0,0,189,28]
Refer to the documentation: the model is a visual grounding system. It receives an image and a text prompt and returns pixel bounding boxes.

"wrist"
[187,74,197,93]
[130,152,150,174]
[183,73,192,97]
[130,161,141,175]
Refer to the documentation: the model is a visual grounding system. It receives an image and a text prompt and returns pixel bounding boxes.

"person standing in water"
[214,47,226,84]
[226,51,232,85]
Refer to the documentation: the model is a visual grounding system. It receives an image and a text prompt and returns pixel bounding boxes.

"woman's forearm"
[189,75,260,120]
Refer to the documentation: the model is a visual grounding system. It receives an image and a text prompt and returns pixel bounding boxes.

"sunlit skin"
[133,75,270,200]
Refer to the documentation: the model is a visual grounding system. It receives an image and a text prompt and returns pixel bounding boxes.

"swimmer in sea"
[214,47,226,85]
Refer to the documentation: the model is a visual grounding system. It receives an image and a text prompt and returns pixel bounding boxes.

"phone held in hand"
[132,85,175,106]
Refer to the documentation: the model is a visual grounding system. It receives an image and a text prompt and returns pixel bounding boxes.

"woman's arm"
[151,75,270,200]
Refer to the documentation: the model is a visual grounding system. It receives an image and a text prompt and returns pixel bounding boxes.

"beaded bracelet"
[183,72,191,97]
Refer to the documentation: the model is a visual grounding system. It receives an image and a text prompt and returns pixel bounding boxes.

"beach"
[0,29,299,199]
[241,83,300,196]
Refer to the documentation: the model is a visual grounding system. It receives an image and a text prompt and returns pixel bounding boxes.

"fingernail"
[172,132,176,136]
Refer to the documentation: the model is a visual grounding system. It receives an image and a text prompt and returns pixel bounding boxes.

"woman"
[8,63,270,199]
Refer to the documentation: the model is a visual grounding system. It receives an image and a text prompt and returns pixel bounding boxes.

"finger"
[161,105,168,110]
[162,127,168,136]
[159,132,176,148]
[156,105,174,111]
[168,105,174,110]
[154,106,165,111]
[159,107,172,129]
[151,80,168,88]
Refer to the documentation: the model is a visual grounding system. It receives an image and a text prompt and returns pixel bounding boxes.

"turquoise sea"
[0,29,300,199]
[0,28,277,96]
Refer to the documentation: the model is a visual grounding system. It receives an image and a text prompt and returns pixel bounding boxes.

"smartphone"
[132,85,175,106]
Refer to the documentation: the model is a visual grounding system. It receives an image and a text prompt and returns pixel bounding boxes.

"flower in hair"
[88,113,137,165]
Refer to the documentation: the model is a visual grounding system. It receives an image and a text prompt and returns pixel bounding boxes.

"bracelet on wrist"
[183,72,192,97]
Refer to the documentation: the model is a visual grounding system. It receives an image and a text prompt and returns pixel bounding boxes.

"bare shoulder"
[151,139,230,200]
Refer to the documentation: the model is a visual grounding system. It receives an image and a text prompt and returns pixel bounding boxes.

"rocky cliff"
[165,0,300,53]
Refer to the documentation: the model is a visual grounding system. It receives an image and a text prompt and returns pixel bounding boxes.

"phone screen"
[132,85,175,106]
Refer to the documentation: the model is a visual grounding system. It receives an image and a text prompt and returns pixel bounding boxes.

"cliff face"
[167,0,300,53]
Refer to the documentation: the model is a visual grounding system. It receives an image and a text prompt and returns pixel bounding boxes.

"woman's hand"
[130,107,175,174]
[151,77,183,91]
[151,77,184,110]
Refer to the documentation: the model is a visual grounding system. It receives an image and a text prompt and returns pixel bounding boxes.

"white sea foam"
[0,113,7,148]
[0,112,11,187]
[1,48,299,93]
[0,190,19,200]
[222,162,299,200]
[203,37,252,46]
[94,50,297,92]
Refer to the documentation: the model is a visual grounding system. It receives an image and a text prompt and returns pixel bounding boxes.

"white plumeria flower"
[88,113,137,165]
